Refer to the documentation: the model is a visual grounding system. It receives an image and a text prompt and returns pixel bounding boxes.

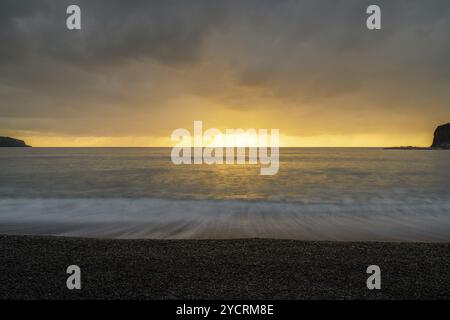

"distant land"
[0,137,31,147]
[385,123,450,150]
[384,146,432,150]
[431,123,450,148]
[1,123,449,149]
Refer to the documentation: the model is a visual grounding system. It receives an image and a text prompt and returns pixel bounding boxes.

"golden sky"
[1,0,450,147]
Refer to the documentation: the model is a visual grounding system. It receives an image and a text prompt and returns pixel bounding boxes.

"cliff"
[431,123,450,149]
[0,137,31,147]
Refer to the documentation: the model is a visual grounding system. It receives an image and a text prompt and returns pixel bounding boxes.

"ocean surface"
[0,147,449,241]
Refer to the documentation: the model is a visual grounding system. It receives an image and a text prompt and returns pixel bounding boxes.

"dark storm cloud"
[227,0,450,99]
[0,0,450,139]
[0,0,228,124]
[0,0,227,66]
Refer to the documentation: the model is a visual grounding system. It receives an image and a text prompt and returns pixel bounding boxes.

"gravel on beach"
[0,235,449,300]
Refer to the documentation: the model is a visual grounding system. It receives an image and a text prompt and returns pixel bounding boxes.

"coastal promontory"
[0,137,31,147]
[431,123,450,149]
[386,123,450,150]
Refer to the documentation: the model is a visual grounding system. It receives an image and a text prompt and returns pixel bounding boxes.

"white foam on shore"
[0,198,450,241]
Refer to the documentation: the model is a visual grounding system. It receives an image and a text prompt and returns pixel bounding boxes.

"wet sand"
[0,235,449,299]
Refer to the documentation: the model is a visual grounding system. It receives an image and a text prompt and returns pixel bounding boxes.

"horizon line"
[11,146,430,148]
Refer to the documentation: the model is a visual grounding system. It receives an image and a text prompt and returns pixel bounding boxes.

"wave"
[0,198,449,241]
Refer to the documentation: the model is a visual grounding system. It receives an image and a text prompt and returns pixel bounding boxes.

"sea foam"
[0,198,449,241]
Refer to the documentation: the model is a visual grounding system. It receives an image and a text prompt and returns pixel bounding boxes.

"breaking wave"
[0,198,449,241]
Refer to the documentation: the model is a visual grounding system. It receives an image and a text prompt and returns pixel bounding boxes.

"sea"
[0,147,449,241]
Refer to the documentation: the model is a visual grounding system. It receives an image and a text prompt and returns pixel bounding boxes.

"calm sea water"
[0,147,449,241]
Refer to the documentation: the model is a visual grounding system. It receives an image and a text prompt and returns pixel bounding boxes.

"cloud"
[0,0,227,66]
[0,0,450,143]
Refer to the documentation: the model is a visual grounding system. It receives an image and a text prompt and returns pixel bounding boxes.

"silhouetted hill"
[431,123,450,149]
[386,123,450,150]
[0,137,31,147]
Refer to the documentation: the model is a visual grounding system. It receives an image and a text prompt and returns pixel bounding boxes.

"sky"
[1,0,450,147]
